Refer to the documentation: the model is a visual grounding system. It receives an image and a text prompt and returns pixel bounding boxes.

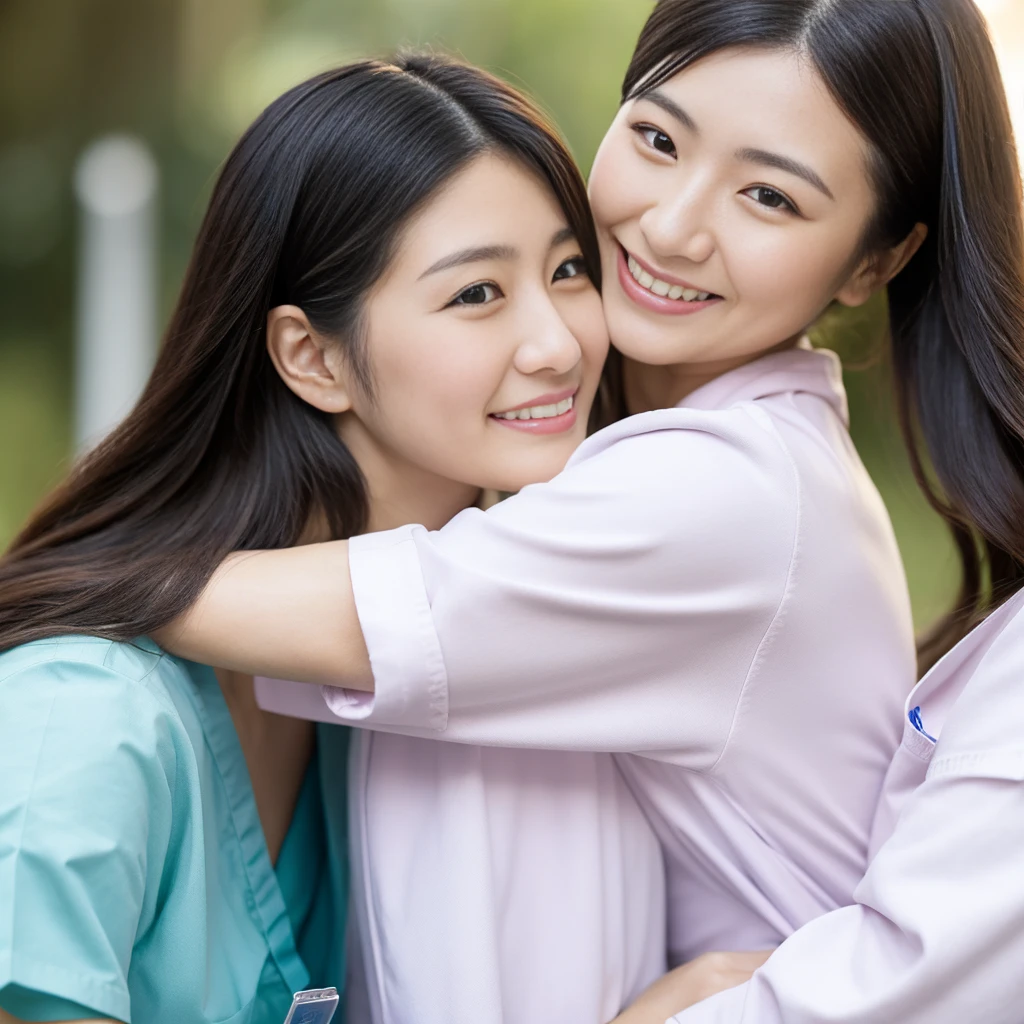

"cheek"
[589,135,642,238]
[726,219,859,318]
[368,332,503,451]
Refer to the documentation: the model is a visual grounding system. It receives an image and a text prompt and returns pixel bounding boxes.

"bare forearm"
[158,541,373,689]
[612,952,773,1024]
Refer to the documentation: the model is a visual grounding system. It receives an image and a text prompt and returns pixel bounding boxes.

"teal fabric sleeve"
[0,654,176,1023]
[0,984,98,1022]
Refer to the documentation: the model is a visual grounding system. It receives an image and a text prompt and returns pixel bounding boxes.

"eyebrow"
[637,90,836,203]
[419,227,578,280]
[736,147,835,201]
[420,244,518,279]
[638,89,699,134]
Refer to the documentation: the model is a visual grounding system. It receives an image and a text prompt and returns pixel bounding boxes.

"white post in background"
[73,135,158,452]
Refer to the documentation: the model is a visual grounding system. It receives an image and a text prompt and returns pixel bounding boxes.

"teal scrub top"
[0,636,348,1023]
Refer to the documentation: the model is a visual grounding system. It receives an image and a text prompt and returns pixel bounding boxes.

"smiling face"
[337,152,607,521]
[589,46,883,393]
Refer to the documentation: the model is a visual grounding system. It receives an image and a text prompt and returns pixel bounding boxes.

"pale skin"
[149,46,932,1023]
[610,951,775,1024]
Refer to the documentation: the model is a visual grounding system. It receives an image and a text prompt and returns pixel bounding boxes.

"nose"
[639,184,716,265]
[513,292,583,378]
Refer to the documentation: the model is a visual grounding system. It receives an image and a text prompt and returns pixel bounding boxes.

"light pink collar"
[677,340,849,426]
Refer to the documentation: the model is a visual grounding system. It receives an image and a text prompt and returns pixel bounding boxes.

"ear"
[266,305,353,414]
[834,222,929,308]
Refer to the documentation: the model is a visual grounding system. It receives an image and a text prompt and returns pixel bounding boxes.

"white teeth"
[626,252,714,303]
[495,396,574,422]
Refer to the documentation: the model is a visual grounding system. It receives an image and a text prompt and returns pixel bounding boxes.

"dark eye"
[635,125,677,157]
[553,257,588,282]
[744,186,797,214]
[450,282,502,306]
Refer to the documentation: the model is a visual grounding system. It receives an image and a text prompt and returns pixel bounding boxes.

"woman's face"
[589,46,879,372]
[342,152,607,505]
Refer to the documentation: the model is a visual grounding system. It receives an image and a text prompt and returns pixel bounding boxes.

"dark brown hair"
[625,0,1024,667]
[0,53,600,653]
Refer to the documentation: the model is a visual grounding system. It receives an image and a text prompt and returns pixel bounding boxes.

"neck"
[340,415,481,534]
[621,335,803,415]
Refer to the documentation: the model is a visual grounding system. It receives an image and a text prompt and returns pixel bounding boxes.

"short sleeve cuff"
[0,953,128,1024]
[321,526,448,732]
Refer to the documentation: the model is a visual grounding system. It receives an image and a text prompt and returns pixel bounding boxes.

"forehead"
[391,152,567,270]
[639,46,874,193]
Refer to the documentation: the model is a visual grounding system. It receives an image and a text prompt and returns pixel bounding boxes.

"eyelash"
[632,123,801,217]
[741,185,799,216]
[632,123,676,158]
[445,257,588,308]
[553,256,588,281]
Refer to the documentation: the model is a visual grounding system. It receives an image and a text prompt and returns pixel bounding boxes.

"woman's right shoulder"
[1,634,187,693]
[0,636,198,773]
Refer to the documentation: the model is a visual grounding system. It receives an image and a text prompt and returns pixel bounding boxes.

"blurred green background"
[0,0,970,630]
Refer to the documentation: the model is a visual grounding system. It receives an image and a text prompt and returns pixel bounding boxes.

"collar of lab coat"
[677,338,849,426]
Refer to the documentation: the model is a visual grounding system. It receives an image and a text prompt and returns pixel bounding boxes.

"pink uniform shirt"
[258,343,917,1018]
[672,588,1024,1024]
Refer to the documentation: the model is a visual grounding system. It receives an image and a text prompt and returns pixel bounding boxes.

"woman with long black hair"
[161,0,1024,1019]
[0,54,668,1023]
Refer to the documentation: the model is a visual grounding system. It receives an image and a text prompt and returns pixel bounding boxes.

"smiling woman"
[590,45,925,401]
[0,52,667,1024]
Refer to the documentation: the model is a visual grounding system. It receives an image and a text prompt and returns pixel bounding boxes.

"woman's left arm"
[164,417,796,753]
[161,541,373,690]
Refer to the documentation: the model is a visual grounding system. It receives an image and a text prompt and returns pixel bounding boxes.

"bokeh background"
[1,0,1022,630]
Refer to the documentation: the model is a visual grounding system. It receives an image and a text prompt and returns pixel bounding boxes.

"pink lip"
[489,387,579,436]
[495,387,577,414]
[616,246,722,317]
[491,406,578,435]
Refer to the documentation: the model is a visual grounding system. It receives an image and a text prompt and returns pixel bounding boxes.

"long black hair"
[624,0,1024,667]
[0,52,600,653]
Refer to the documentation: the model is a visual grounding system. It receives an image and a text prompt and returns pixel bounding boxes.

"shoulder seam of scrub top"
[707,403,803,775]
[0,636,169,688]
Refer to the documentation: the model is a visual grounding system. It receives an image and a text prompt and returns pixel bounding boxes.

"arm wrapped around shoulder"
[332,409,799,757]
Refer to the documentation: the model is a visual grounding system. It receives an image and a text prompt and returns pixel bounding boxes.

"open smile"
[489,388,579,435]
[617,245,723,316]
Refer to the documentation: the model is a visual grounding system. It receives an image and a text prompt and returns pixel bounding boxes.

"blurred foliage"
[0,0,957,629]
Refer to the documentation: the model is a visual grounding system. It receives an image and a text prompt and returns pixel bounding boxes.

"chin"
[605,318,704,367]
